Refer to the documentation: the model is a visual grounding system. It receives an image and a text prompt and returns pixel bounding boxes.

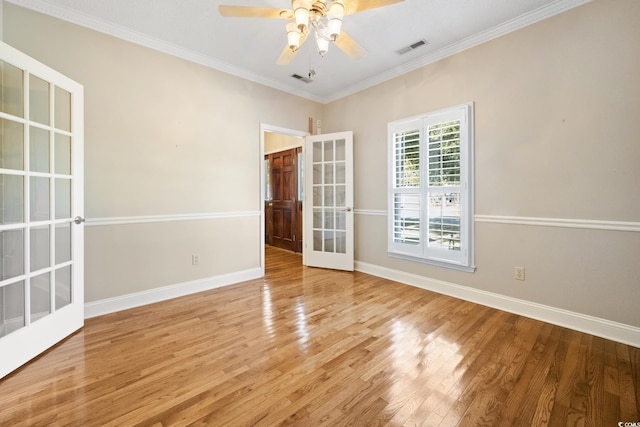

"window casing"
[388,103,474,272]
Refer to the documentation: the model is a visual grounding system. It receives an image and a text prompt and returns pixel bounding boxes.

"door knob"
[74,216,85,224]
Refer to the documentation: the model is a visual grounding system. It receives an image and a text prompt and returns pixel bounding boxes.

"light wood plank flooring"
[1,246,639,426]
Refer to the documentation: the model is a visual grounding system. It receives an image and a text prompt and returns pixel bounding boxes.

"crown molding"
[323,0,593,103]
[6,0,326,104]
[8,0,592,105]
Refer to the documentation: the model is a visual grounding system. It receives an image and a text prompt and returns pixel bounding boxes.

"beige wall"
[5,4,322,302]
[324,0,640,328]
[5,0,639,332]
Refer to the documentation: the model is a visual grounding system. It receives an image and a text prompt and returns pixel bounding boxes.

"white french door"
[303,131,354,271]
[0,42,84,379]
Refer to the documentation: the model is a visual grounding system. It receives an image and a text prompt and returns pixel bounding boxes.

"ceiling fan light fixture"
[219,0,397,64]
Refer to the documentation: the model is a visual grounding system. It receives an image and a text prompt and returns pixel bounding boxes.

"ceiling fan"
[219,0,405,65]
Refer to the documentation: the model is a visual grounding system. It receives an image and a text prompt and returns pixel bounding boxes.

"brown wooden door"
[266,148,299,252]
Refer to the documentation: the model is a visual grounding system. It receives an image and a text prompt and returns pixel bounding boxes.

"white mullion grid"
[54,260,72,269]
[25,119,51,133]
[0,111,27,125]
[0,223,25,232]
[312,143,323,250]
[329,141,336,235]
[0,93,28,325]
[51,173,72,180]
[0,274,27,290]
[313,158,323,210]
[25,219,52,228]
[54,128,72,138]
[68,89,76,306]
[0,168,25,176]
[49,81,56,315]
[28,170,51,179]
[30,265,53,279]
[23,68,31,326]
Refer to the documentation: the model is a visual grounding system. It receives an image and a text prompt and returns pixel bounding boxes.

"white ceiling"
[9,0,590,103]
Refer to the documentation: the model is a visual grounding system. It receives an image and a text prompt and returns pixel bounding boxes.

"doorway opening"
[260,124,308,274]
[265,144,303,253]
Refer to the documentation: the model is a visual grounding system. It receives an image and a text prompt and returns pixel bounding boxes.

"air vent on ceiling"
[397,39,428,55]
[291,73,313,83]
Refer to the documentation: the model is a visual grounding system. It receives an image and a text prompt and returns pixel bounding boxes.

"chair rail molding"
[475,215,640,232]
[86,211,260,227]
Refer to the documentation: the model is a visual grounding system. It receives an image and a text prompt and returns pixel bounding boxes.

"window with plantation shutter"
[388,103,475,272]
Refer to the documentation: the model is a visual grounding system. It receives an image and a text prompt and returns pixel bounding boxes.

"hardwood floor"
[1,246,639,426]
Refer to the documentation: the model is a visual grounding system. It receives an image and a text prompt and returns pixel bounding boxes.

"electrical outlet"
[192,254,200,265]
[514,266,525,281]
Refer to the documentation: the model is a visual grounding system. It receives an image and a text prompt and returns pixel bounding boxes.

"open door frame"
[259,124,309,276]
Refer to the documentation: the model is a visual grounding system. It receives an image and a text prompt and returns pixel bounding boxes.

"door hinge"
[293,235,296,241]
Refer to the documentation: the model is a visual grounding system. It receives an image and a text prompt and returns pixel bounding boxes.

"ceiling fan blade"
[334,31,368,60]
[277,46,298,65]
[276,33,309,65]
[343,0,404,15]
[219,5,291,19]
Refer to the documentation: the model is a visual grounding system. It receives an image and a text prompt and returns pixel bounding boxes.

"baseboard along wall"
[84,257,640,348]
[354,261,640,348]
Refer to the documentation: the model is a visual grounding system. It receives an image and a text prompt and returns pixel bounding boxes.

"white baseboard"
[355,261,640,348]
[84,268,263,318]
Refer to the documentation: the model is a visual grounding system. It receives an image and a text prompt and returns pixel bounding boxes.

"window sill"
[387,251,476,273]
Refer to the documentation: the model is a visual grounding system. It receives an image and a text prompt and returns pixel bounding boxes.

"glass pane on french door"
[0,42,84,379]
[312,139,347,254]
[1,69,74,333]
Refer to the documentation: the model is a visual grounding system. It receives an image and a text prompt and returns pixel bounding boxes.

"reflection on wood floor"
[1,245,638,426]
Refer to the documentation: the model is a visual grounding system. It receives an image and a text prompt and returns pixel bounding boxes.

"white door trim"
[259,124,308,275]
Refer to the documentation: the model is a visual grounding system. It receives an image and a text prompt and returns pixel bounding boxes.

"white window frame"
[387,103,475,272]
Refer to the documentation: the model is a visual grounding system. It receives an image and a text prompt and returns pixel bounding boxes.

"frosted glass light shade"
[315,34,329,56]
[286,22,301,51]
[327,2,345,41]
[327,18,343,41]
[328,1,345,18]
[293,2,309,33]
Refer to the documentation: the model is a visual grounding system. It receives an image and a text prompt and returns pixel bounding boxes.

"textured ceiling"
[8,0,591,103]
